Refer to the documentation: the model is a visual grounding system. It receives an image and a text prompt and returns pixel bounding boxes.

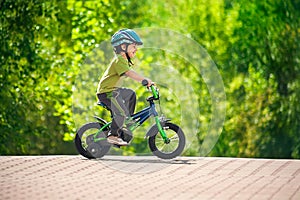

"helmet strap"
[124,44,134,66]
[125,53,133,66]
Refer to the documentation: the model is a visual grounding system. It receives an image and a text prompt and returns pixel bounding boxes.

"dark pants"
[97,88,136,137]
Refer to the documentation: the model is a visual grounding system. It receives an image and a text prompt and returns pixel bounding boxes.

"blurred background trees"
[1,0,299,158]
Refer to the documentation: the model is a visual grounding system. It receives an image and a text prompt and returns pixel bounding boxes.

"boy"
[97,29,153,146]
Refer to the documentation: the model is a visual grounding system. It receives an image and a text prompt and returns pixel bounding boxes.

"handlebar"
[142,79,159,100]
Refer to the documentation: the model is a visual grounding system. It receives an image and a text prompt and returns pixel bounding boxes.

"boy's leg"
[110,90,129,132]
[118,88,136,116]
[97,93,128,145]
[97,93,124,137]
[114,88,135,142]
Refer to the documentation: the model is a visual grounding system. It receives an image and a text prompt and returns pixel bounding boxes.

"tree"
[1,0,299,159]
[212,0,300,158]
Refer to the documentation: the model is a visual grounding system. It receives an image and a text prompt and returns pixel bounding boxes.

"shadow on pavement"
[84,156,198,165]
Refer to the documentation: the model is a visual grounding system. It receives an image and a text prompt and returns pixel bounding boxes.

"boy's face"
[122,43,138,58]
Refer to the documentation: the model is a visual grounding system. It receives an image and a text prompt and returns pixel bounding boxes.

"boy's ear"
[121,44,126,51]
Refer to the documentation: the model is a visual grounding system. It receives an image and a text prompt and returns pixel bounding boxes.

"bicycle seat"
[97,102,111,111]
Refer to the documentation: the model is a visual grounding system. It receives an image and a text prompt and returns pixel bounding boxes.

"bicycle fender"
[145,119,172,138]
[145,124,158,138]
[93,116,107,125]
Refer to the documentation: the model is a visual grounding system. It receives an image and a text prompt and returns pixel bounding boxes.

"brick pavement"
[0,155,299,200]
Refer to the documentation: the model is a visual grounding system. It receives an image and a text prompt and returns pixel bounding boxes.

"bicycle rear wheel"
[75,122,111,159]
[148,122,185,159]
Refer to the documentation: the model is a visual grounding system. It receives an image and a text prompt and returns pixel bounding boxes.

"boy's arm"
[125,70,153,86]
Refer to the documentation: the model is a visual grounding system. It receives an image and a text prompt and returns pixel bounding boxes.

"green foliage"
[210,0,300,158]
[1,0,74,154]
[1,0,299,158]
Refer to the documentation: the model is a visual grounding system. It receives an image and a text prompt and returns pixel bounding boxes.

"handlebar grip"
[142,79,148,86]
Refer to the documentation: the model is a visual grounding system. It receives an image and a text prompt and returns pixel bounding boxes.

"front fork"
[154,116,170,144]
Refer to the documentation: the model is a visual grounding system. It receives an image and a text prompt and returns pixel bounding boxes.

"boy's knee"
[131,91,136,98]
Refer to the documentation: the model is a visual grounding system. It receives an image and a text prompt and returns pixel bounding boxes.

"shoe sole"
[107,139,128,146]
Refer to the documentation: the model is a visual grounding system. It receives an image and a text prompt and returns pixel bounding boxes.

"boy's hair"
[113,43,129,54]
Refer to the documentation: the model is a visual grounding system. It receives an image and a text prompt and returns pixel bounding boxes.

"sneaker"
[119,128,133,143]
[107,135,128,146]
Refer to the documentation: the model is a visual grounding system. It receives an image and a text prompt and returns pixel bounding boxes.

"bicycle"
[74,80,186,159]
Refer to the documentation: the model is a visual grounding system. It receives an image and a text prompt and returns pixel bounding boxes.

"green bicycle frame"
[94,85,169,143]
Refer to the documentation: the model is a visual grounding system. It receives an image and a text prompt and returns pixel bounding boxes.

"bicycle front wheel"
[148,122,185,159]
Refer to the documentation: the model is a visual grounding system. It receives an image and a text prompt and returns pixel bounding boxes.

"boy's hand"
[142,79,154,87]
[146,79,154,87]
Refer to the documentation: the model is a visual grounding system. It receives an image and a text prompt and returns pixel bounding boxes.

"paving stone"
[0,156,299,200]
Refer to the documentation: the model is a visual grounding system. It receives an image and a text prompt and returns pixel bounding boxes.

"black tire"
[148,122,185,159]
[75,122,111,159]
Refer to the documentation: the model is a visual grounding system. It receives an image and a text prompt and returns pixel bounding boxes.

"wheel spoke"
[155,131,179,153]
[170,135,179,140]
[158,144,167,151]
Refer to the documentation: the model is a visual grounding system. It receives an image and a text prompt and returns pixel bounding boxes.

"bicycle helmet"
[111,29,143,48]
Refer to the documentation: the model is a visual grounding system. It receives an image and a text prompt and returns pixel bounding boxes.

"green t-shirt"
[97,55,130,94]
